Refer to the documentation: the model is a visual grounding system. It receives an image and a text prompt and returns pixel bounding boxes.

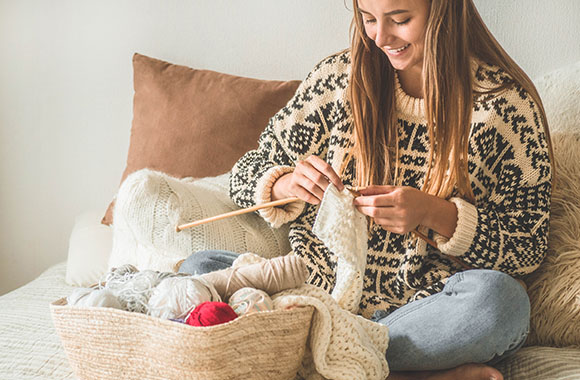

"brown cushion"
[102,53,301,225]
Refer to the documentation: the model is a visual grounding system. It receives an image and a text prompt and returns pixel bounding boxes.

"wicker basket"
[51,298,313,380]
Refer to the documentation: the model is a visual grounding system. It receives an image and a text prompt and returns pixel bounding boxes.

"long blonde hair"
[348,0,554,202]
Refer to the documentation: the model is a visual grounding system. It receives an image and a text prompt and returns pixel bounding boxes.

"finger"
[293,183,321,205]
[355,205,394,219]
[295,170,326,200]
[306,156,344,191]
[353,194,395,207]
[358,185,396,196]
[352,207,402,233]
[299,160,330,190]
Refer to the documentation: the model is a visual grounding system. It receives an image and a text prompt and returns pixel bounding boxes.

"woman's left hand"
[353,185,432,235]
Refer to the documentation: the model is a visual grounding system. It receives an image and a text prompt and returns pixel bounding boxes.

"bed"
[1,54,579,380]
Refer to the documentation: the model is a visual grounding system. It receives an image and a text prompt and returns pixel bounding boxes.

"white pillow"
[65,210,112,287]
[108,170,292,272]
[533,60,580,134]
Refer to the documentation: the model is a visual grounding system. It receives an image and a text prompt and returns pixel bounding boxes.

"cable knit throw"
[108,169,292,272]
[275,286,389,380]
[313,184,368,314]
[232,254,389,380]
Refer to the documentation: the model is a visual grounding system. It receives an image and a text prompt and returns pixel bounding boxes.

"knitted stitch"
[230,50,553,318]
[273,285,389,380]
[313,184,367,314]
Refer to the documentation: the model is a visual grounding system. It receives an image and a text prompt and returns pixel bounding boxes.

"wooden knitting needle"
[177,185,438,249]
[176,196,300,232]
[411,229,439,250]
[177,187,471,271]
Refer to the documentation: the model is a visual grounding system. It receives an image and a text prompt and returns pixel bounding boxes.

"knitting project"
[109,170,292,272]
[312,184,367,313]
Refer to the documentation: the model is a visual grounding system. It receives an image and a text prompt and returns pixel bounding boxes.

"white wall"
[474,0,580,79]
[1,0,579,295]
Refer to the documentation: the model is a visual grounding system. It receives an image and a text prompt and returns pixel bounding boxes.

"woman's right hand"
[271,156,344,204]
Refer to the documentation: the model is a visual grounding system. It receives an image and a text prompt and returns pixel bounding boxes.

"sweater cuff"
[433,197,478,257]
[254,166,305,228]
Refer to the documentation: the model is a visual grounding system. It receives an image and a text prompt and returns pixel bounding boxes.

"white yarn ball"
[114,270,161,313]
[229,287,273,316]
[101,265,140,293]
[147,276,221,320]
[67,288,123,309]
[67,287,92,305]
[125,270,161,292]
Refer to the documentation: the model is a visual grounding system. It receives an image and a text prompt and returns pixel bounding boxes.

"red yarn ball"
[186,302,238,327]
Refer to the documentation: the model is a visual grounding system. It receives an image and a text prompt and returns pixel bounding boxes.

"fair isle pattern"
[229,50,552,318]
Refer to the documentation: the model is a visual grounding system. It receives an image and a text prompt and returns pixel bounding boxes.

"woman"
[181,0,553,379]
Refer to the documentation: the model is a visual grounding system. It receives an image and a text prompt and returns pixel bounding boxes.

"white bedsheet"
[0,262,75,380]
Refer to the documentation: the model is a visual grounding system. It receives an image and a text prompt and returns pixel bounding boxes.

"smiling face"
[357,0,430,79]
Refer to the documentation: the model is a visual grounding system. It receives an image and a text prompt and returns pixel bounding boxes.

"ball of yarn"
[186,302,238,327]
[228,287,273,316]
[101,264,140,292]
[67,287,93,305]
[115,270,162,313]
[147,276,221,320]
[111,264,139,277]
[67,288,123,309]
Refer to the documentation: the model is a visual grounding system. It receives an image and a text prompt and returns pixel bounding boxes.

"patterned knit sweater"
[229,50,552,319]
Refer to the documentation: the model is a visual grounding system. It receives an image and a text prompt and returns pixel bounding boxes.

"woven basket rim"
[51,297,314,331]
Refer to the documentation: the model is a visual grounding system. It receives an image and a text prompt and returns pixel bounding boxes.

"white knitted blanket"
[313,184,368,314]
[274,285,389,380]
[109,169,292,272]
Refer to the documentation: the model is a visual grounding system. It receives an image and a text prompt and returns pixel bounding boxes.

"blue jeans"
[180,250,530,372]
[179,250,239,275]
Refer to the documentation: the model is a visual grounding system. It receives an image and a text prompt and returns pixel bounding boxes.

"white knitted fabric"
[231,254,388,379]
[273,285,389,380]
[312,184,368,313]
[109,169,292,272]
